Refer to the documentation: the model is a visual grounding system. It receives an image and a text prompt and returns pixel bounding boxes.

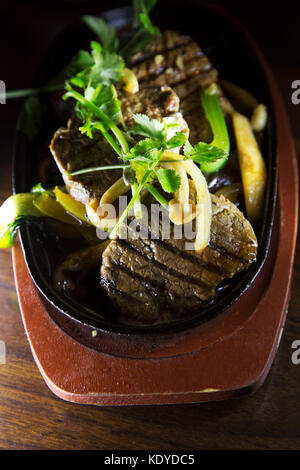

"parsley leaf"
[124,138,160,163]
[77,84,122,136]
[154,168,181,193]
[165,132,188,150]
[120,0,161,61]
[81,15,119,52]
[69,41,124,89]
[132,0,160,34]
[64,41,127,145]
[183,140,227,164]
[128,113,166,142]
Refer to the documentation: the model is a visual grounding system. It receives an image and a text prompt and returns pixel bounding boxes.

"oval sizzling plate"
[13,2,277,335]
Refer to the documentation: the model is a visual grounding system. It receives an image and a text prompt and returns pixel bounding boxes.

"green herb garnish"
[120,0,161,61]
[81,15,119,53]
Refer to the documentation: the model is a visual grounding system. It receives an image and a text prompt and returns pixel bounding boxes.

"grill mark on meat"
[109,258,165,294]
[50,30,221,205]
[135,55,213,89]
[124,223,226,276]
[100,195,257,322]
[117,238,213,290]
[152,238,229,275]
[101,241,216,322]
[130,31,217,92]
[172,75,214,100]
[128,30,220,145]
[131,43,205,80]
[130,31,192,65]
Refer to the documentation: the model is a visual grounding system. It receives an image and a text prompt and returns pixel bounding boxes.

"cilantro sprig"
[120,0,161,61]
[81,15,119,53]
[5,1,160,100]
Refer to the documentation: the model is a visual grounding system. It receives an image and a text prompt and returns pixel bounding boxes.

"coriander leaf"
[64,40,126,144]
[68,41,124,92]
[129,113,165,142]
[132,0,158,31]
[184,140,227,164]
[63,84,129,155]
[154,167,181,193]
[166,132,188,149]
[90,42,124,85]
[68,50,94,77]
[124,138,159,162]
[89,84,121,123]
[75,84,122,138]
[139,12,160,36]
[183,140,194,158]
[131,161,154,184]
[81,15,119,52]
[120,0,160,61]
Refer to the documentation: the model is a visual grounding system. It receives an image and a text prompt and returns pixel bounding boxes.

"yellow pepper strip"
[32,193,82,226]
[232,111,267,224]
[54,186,90,224]
[162,151,212,252]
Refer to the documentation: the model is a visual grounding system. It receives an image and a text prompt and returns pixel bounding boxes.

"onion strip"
[162,151,212,251]
[86,177,130,230]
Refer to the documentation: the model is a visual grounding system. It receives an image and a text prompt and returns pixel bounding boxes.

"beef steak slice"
[100,194,257,323]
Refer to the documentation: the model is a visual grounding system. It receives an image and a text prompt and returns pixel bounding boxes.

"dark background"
[0,0,299,450]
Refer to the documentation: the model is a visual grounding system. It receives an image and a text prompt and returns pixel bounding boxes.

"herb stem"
[69,164,130,177]
[145,183,168,207]
[94,121,124,158]
[6,83,63,99]
[65,85,129,155]
[109,160,158,239]
[119,28,144,60]
[131,182,143,219]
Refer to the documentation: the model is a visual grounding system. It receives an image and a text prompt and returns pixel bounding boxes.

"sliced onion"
[162,151,212,251]
[86,177,130,230]
[162,161,189,206]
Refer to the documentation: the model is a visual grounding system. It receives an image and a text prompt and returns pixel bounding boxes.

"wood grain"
[0,0,299,450]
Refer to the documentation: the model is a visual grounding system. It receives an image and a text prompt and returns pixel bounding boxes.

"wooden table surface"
[0,1,299,450]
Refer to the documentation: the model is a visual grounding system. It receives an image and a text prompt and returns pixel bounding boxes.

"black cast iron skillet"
[13,1,277,335]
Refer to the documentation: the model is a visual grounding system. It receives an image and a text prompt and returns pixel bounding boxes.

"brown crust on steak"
[100,194,257,324]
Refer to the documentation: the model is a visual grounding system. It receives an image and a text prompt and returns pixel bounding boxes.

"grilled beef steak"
[100,194,257,323]
[49,29,256,325]
[50,84,188,205]
[130,30,231,145]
